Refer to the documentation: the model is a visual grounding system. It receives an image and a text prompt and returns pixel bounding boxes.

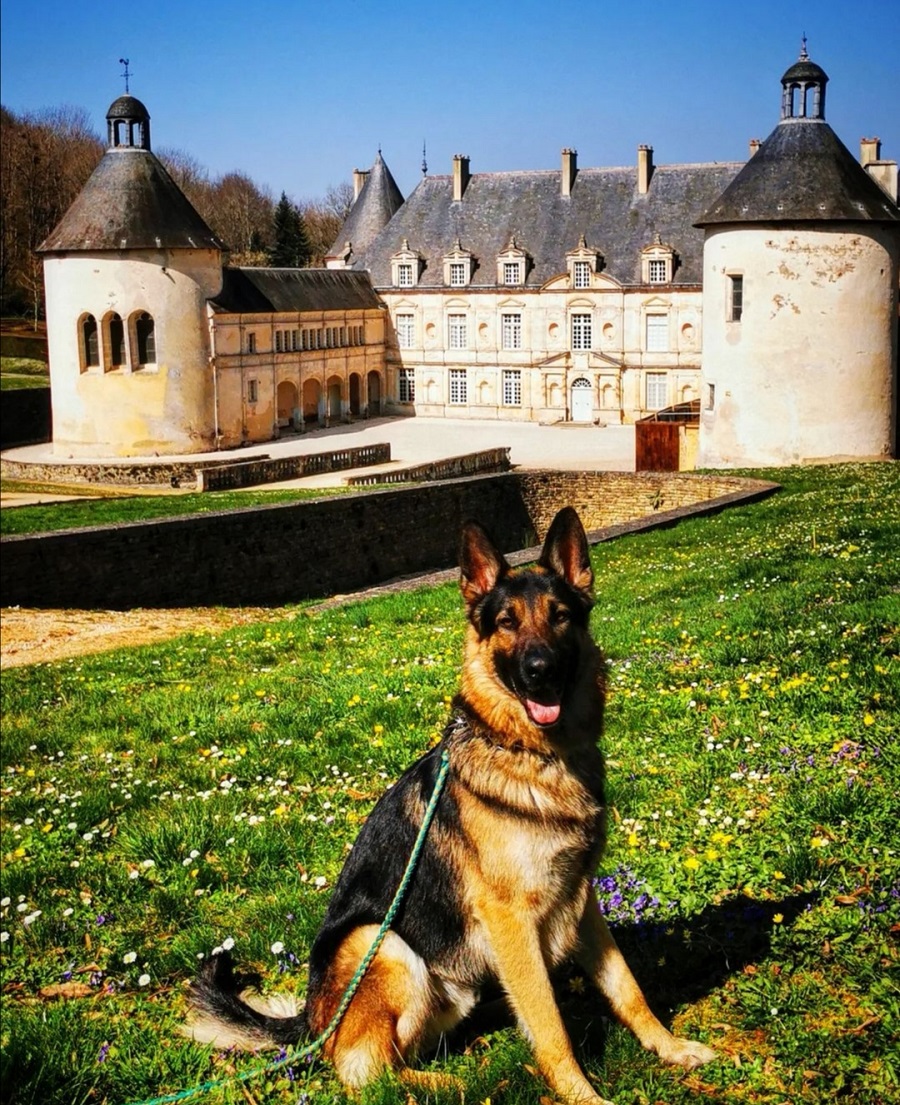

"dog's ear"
[538,507,594,597]
[460,521,510,609]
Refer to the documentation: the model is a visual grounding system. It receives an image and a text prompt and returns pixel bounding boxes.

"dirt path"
[0,606,286,669]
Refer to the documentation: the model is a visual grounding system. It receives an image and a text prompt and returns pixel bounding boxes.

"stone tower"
[38,94,226,457]
[695,44,899,466]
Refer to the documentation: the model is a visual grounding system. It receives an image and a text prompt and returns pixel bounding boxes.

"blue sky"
[2,0,898,203]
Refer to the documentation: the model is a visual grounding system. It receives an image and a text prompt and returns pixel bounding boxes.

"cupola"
[106,94,151,149]
[780,36,828,121]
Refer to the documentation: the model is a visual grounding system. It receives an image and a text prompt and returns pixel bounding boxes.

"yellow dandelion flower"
[684,856,701,871]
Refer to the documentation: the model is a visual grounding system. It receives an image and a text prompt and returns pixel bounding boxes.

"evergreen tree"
[270,191,312,267]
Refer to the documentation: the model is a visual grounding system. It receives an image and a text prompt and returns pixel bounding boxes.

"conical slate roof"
[328,151,404,261]
[696,120,899,226]
[38,148,226,252]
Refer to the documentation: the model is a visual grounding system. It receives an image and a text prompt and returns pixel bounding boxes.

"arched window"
[134,312,156,366]
[80,314,99,371]
[107,313,126,369]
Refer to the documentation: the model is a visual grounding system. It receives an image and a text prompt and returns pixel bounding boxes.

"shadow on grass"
[444,891,818,1056]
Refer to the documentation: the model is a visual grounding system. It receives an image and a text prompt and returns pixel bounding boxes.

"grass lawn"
[0,357,49,390]
[1,462,898,1105]
[0,484,357,536]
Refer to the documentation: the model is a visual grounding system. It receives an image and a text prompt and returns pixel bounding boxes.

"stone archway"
[303,379,322,425]
[327,376,343,422]
[367,371,382,415]
[349,373,362,417]
[277,380,299,429]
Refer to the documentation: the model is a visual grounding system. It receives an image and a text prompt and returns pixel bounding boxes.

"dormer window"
[443,239,474,287]
[497,237,529,287]
[641,234,676,284]
[391,238,423,288]
[566,236,602,289]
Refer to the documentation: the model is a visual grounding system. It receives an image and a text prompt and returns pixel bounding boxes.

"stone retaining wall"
[0,471,778,610]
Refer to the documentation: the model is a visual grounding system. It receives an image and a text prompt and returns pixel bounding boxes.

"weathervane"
[799,33,808,59]
[119,57,132,93]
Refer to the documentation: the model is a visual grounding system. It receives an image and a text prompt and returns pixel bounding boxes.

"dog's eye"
[495,612,517,630]
[551,607,571,626]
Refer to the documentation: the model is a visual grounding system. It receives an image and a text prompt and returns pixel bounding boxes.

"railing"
[347,447,511,486]
[196,443,391,491]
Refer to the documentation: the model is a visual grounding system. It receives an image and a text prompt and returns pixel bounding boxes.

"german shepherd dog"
[187,507,716,1103]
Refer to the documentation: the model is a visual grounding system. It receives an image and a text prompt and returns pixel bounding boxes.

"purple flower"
[97,1042,110,1064]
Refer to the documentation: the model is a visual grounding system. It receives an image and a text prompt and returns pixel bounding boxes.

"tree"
[210,172,274,262]
[269,192,311,268]
[0,104,103,319]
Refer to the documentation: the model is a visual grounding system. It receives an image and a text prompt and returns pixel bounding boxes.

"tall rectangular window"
[645,372,668,410]
[449,262,467,287]
[502,369,522,406]
[645,314,668,352]
[571,312,592,351]
[399,367,415,402]
[448,313,467,350]
[728,275,744,321]
[503,261,521,285]
[396,313,415,349]
[648,259,668,283]
[501,313,522,350]
[247,378,259,403]
[397,263,413,287]
[573,261,591,288]
[246,332,257,354]
[275,331,284,353]
[449,368,467,404]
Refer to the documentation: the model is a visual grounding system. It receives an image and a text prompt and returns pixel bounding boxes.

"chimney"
[860,137,881,166]
[561,148,578,196]
[749,138,761,158]
[452,154,471,201]
[352,169,369,202]
[637,145,654,194]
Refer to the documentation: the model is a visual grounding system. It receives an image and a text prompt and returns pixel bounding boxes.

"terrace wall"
[0,471,777,610]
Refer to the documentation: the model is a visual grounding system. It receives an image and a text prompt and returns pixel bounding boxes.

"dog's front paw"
[661,1036,717,1069]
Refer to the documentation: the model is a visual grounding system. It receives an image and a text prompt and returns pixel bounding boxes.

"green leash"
[128,747,451,1105]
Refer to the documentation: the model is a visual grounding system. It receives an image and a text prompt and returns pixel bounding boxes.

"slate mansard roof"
[38,147,226,253]
[210,267,384,314]
[348,160,743,289]
[696,120,900,226]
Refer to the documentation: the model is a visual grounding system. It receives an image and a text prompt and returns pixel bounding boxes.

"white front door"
[571,377,593,423]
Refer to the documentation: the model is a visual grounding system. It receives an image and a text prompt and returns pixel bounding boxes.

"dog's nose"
[522,648,555,686]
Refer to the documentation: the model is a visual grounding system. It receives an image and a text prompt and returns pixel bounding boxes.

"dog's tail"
[184,951,308,1050]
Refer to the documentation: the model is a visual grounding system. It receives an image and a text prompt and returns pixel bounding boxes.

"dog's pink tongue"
[526,699,561,726]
